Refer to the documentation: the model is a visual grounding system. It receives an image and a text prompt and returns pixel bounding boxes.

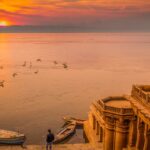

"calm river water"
[0,33,150,144]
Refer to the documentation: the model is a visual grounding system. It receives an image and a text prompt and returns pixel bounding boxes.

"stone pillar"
[136,118,145,150]
[143,124,148,150]
[104,124,114,150]
[99,126,103,142]
[115,120,128,150]
[88,112,93,128]
[128,117,137,147]
[96,121,100,135]
[93,115,96,130]
[143,124,150,150]
[146,129,150,150]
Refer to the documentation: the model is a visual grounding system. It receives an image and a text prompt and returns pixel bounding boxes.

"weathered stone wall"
[84,96,134,150]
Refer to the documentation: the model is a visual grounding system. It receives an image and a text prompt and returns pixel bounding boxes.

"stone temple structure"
[84,85,150,150]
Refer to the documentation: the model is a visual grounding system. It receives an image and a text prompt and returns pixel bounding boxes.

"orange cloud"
[0,0,150,25]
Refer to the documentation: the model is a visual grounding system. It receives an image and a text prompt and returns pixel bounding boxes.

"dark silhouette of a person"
[46,129,55,150]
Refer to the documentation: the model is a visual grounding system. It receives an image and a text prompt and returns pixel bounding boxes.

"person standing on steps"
[46,129,55,150]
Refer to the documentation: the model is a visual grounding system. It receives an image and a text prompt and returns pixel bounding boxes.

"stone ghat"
[0,144,101,150]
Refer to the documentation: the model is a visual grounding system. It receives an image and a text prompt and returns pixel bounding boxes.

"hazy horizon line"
[0,25,150,33]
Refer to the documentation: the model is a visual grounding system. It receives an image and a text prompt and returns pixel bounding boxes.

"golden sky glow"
[0,0,150,26]
[0,20,9,26]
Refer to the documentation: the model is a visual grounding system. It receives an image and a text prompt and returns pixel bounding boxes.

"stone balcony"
[132,85,150,107]
[94,96,133,116]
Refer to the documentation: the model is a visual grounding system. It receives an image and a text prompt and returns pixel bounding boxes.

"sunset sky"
[0,0,150,29]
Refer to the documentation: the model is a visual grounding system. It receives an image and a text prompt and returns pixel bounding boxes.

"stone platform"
[0,144,101,150]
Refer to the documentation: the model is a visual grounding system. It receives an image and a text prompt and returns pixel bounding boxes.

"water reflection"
[0,33,150,144]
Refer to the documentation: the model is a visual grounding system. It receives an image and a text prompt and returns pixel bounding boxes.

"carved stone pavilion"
[84,85,150,150]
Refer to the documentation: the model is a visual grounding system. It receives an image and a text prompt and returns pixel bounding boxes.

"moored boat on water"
[0,129,26,145]
[63,116,85,126]
[54,121,76,144]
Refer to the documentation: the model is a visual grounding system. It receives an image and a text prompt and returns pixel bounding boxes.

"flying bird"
[12,73,18,77]
[36,59,42,62]
[22,61,27,67]
[62,63,68,69]
[0,80,5,87]
[34,70,39,74]
[53,61,58,65]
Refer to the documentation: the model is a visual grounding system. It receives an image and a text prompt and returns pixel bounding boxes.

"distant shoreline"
[0,26,150,33]
[1,31,150,33]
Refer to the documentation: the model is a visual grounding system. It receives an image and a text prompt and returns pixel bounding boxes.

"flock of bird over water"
[0,59,68,88]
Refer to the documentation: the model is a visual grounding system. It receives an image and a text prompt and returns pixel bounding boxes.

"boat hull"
[63,117,85,126]
[54,122,76,144]
[0,136,26,145]
[53,131,75,144]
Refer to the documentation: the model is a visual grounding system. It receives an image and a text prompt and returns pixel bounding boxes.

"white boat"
[0,129,26,145]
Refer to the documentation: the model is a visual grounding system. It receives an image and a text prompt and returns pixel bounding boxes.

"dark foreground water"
[0,33,150,144]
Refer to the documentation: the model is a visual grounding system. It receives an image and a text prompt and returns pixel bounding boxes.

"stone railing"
[105,105,121,113]
[97,99,105,108]
[93,98,133,115]
[104,105,133,115]
[132,85,150,104]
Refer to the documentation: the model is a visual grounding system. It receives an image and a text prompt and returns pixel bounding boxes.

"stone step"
[0,144,101,150]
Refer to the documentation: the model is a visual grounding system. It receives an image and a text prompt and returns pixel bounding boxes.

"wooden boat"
[0,129,26,145]
[54,121,76,144]
[63,116,85,126]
